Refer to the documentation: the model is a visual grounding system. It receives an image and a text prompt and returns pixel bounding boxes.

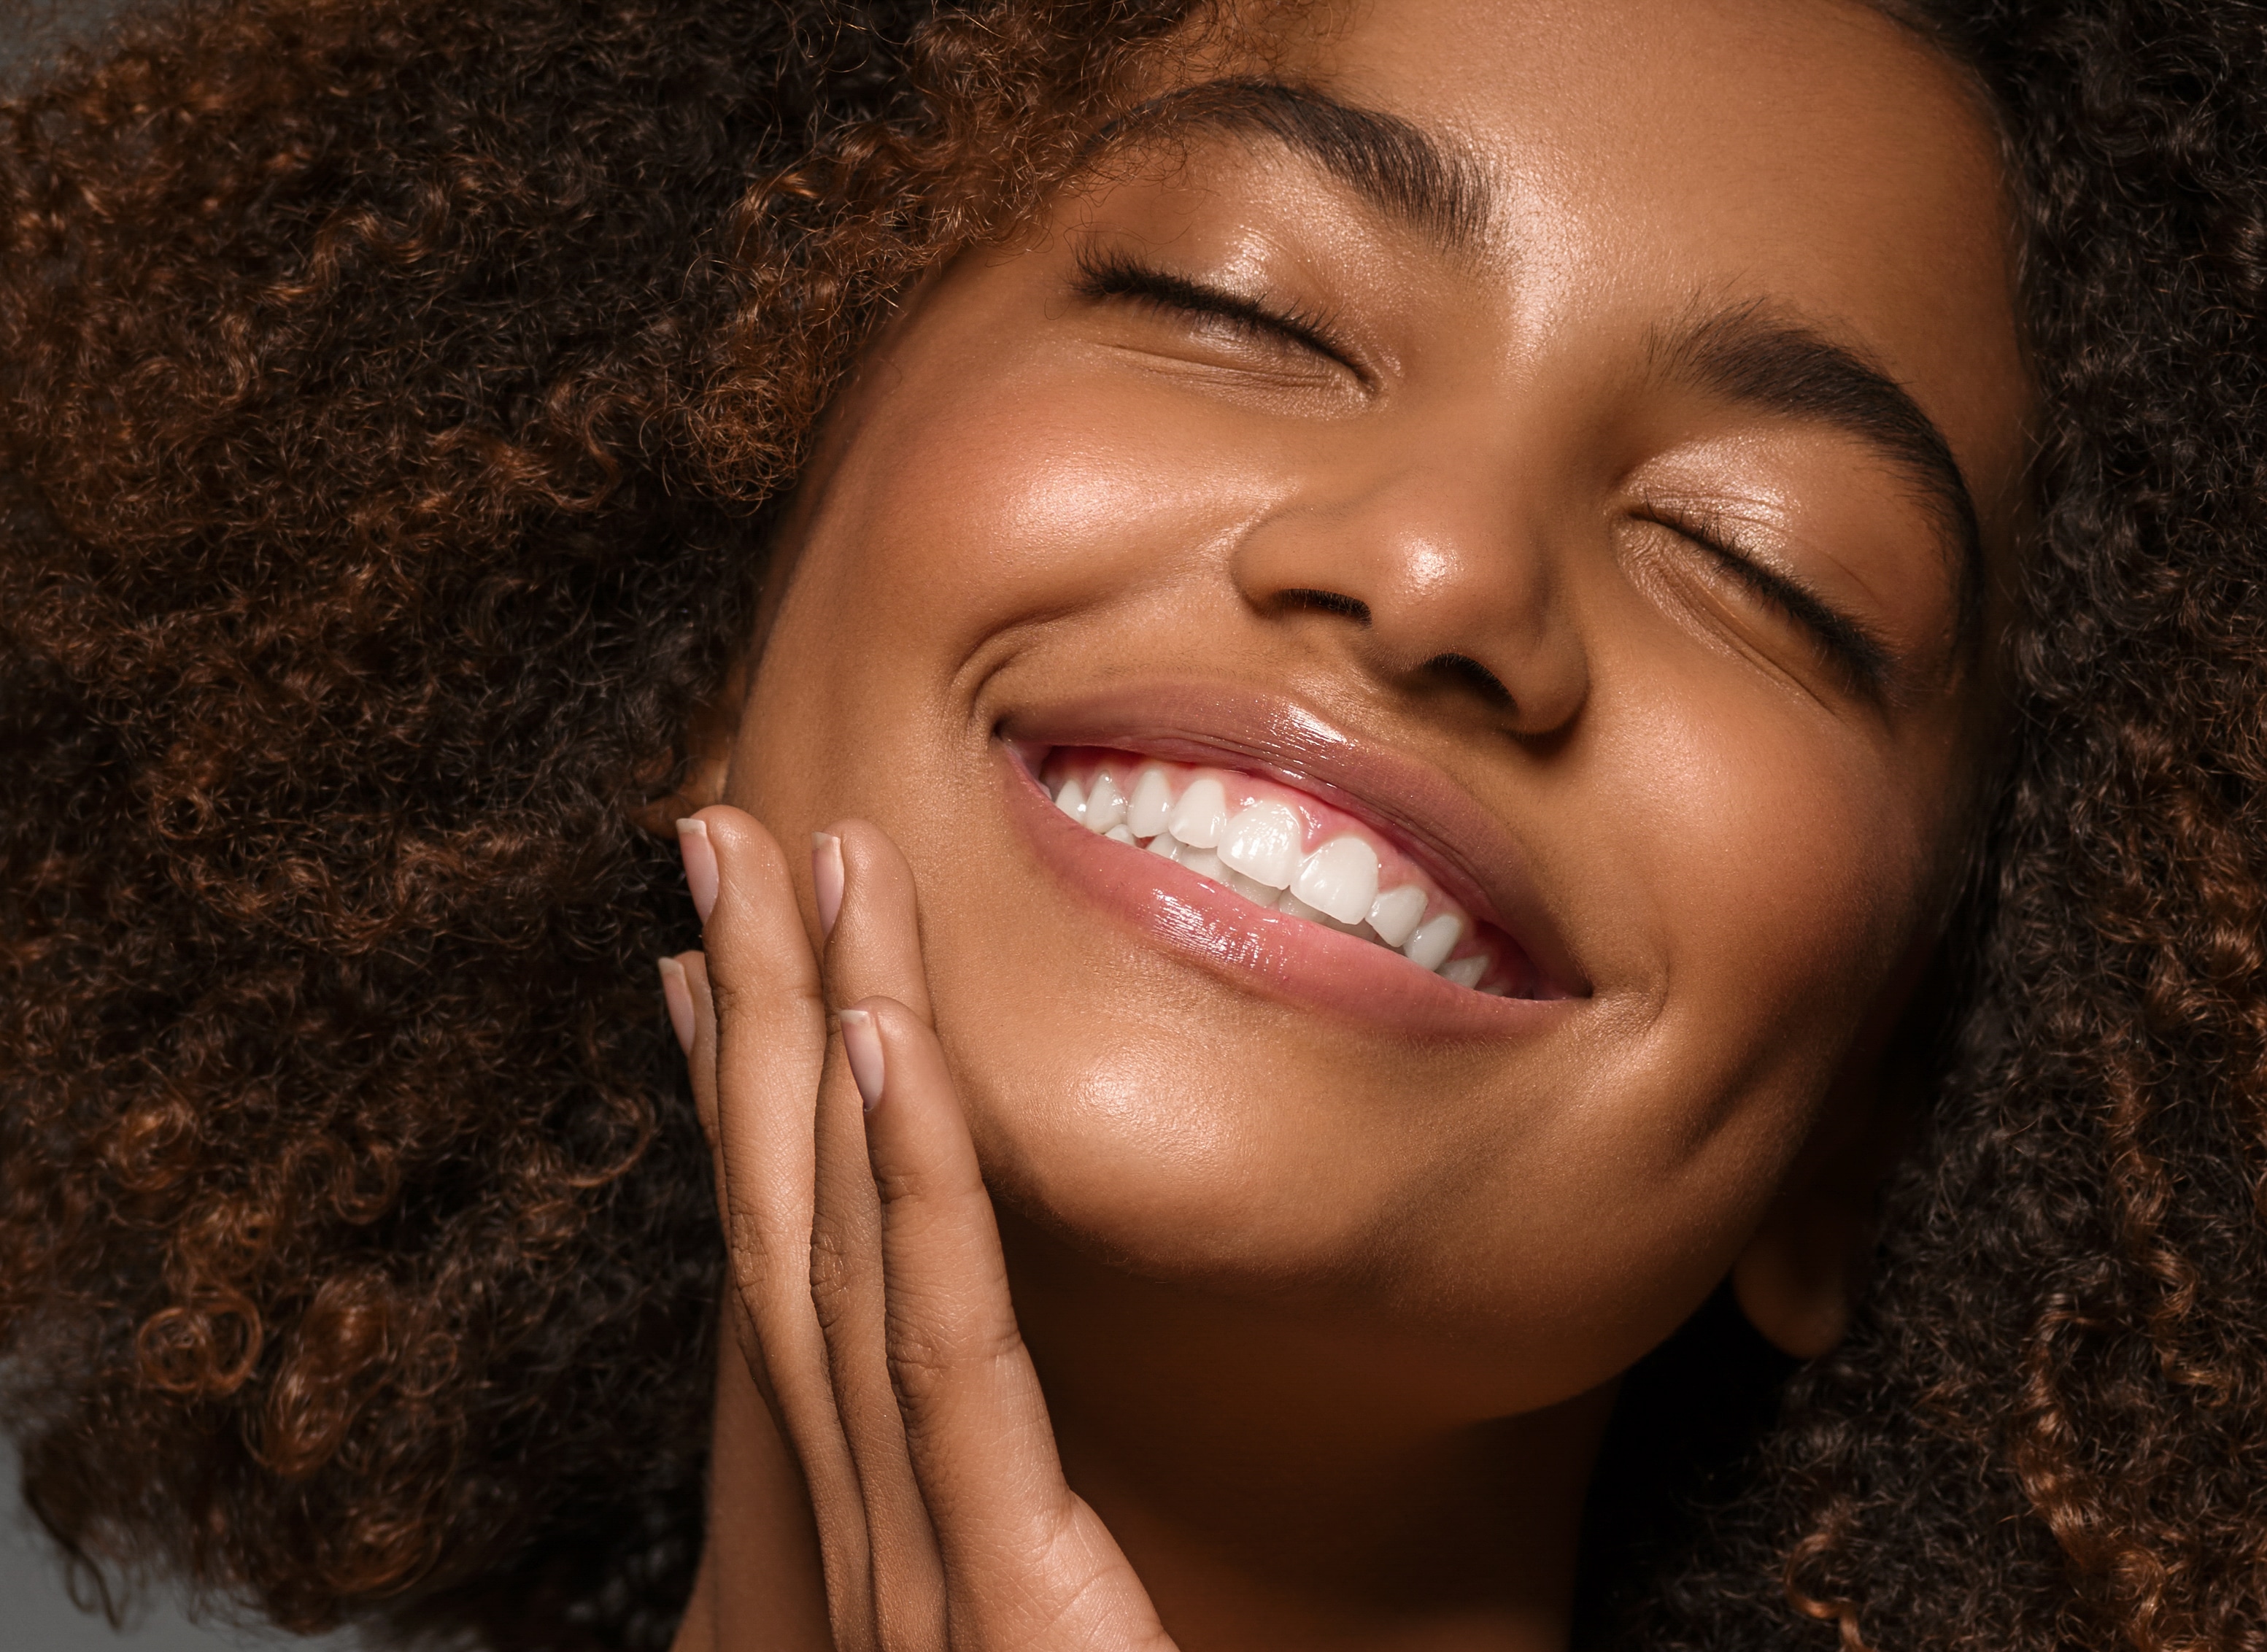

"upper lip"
[1000,679,1588,997]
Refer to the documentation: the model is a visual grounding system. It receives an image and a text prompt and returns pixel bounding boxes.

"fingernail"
[838,1008,884,1113]
[657,956,695,1054]
[678,817,719,925]
[812,831,846,938]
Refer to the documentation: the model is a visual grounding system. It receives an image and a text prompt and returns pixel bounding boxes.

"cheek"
[783,358,1283,671]
[1595,661,1933,1111]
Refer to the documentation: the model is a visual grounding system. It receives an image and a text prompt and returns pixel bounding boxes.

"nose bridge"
[1227,418,1588,733]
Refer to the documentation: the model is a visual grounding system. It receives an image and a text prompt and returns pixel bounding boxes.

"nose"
[1226,450,1591,738]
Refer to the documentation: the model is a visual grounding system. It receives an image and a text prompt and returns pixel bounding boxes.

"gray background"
[3,6,358,1649]
[1,1444,356,1652]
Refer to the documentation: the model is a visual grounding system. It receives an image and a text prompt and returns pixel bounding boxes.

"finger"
[666,950,737,1352]
[849,998,1174,1651]
[817,820,935,1022]
[806,824,949,1647]
[685,807,881,1649]
[671,952,748,1366]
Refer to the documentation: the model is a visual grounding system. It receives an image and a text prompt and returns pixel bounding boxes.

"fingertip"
[812,831,845,938]
[657,955,695,1054]
[838,1006,884,1113]
[679,948,713,1014]
[676,816,719,925]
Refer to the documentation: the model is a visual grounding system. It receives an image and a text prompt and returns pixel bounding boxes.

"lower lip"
[1000,746,1566,1037]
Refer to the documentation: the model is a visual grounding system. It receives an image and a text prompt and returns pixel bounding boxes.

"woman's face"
[725,0,2027,1415]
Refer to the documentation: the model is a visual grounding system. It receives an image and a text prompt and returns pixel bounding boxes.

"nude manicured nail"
[838,1008,884,1113]
[657,956,695,1055]
[677,817,718,925]
[812,831,846,938]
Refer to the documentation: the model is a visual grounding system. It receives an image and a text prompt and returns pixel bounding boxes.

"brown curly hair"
[2,1,2265,1649]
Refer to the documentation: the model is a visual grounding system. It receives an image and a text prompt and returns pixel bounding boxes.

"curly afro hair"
[2,1,2265,1650]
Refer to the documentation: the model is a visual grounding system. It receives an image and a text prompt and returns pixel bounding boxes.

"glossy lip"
[997,680,1591,1030]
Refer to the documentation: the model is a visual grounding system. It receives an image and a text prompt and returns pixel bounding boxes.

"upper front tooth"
[1290,835,1380,925]
[1127,767,1175,838]
[1084,771,1128,833]
[1366,884,1428,948]
[1217,800,1304,888]
[1167,776,1231,849]
[1054,777,1087,822]
[1404,912,1464,972]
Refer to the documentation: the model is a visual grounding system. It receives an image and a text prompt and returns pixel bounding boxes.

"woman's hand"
[660,806,1177,1652]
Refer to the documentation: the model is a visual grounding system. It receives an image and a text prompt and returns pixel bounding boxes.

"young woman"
[1,1,2261,1649]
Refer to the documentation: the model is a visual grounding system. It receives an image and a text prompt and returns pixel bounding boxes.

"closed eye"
[1070,248,1361,377]
[1642,507,1894,696]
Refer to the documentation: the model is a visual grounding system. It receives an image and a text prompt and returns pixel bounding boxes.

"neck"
[680,1216,1615,1652]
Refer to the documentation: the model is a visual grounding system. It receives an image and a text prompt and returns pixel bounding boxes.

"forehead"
[1211,0,2030,524]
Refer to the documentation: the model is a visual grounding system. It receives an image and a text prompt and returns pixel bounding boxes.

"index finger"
[684,805,883,1641]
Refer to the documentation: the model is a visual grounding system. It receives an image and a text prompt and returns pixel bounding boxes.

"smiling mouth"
[1037,746,1561,1000]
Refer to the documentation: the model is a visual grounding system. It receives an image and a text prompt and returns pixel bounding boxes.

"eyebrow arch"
[1652,301,1987,643]
[1088,77,1495,253]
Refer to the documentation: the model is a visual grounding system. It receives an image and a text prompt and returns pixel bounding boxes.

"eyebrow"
[1092,77,1495,252]
[1651,302,1987,642]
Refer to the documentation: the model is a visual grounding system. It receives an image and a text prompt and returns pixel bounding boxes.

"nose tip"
[1229,487,1590,738]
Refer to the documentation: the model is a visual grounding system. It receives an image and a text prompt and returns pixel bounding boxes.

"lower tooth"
[1146,834,1181,862]
[1278,890,1372,937]
[1222,868,1278,905]
[1105,825,1139,846]
[1178,846,1227,881]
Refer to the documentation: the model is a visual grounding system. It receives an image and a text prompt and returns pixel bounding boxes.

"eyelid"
[1070,247,1364,379]
[1641,506,1895,696]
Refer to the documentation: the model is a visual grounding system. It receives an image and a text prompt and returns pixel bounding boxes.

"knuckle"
[884,1309,1024,1408]
[806,1227,862,1321]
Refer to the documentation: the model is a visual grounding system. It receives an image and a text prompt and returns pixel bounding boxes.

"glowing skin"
[667,1,2031,1648]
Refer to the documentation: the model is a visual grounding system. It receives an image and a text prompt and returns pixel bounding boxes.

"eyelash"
[1644,508,1892,695]
[1070,248,1357,372]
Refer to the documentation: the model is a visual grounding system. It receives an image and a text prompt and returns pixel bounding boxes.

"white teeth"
[1127,766,1175,839]
[1061,758,1514,994]
[1403,912,1464,972]
[1177,846,1227,882]
[1439,955,1487,989]
[1167,776,1231,849]
[1217,800,1304,889]
[1084,770,1128,834]
[1221,867,1279,906]
[1365,884,1428,949]
[1290,835,1380,925]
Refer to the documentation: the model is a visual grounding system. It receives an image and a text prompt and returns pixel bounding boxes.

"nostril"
[1278,588,1372,625]
[1423,652,1513,706]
